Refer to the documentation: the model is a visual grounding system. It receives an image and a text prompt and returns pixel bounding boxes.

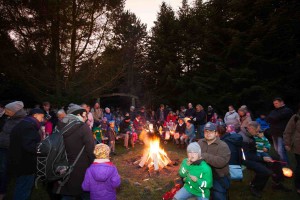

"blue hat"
[204,122,217,131]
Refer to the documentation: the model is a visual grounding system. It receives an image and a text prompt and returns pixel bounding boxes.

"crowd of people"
[0,97,299,200]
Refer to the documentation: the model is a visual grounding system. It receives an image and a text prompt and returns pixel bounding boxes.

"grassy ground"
[7,139,300,200]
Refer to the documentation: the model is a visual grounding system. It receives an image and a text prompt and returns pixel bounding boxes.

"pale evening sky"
[125,0,188,31]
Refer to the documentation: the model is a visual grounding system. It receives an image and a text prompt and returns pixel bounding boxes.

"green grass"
[7,140,300,200]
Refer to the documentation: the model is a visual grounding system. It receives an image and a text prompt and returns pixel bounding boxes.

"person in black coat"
[10,108,44,200]
[193,104,207,139]
[267,97,293,165]
[54,104,95,199]
[217,124,243,166]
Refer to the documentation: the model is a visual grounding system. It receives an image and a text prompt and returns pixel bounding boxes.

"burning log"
[138,131,171,171]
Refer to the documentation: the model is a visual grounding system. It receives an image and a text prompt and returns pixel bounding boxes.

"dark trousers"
[211,176,230,200]
[0,148,8,194]
[295,154,300,190]
[244,159,284,190]
[13,174,35,200]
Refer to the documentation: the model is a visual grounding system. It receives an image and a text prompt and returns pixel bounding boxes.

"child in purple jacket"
[82,143,121,200]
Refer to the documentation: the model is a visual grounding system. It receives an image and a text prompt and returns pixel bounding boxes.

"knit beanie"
[5,101,24,114]
[94,143,110,159]
[238,107,247,114]
[67,103,86,115]
[187,142,201,158]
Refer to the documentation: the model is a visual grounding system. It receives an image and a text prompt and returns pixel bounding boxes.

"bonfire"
[136,127,172,171]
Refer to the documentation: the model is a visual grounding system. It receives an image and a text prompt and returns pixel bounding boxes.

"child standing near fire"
[174,142,212,200]
[82,143,121,200]
[107,120,117,155]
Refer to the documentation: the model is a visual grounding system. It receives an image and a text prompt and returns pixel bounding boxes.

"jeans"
[185,135,195,145]
[174,187,208,200]
[211,176,230,200]
[295,154,300,190]
[0,148,8,194]
[13,174,35,200]
[196,125,205,139]
[272,136,289,166]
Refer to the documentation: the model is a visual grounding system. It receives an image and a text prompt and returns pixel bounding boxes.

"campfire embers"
[136,133,172,173]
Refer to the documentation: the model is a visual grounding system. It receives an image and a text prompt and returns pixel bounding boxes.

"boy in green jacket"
[174,142,213,200]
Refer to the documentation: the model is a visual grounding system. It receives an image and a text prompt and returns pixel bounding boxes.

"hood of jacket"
[90,163,116,182]
[58,114,84,137]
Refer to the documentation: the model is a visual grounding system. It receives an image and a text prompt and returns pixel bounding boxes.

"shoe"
[272,183,292,192]
[250,186,262,198]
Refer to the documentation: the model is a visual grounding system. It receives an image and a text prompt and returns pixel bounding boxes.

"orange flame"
[146,137,171,170]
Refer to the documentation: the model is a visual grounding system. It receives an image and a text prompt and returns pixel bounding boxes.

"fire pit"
[134,129,172,173]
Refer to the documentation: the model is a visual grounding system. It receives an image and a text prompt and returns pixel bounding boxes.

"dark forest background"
[1,0,300,115]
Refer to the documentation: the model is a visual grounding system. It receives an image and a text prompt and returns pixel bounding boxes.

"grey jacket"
[0,109,27,148]
[284,114,300,155]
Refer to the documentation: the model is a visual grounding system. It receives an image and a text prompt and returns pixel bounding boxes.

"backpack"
[36,120,85,193]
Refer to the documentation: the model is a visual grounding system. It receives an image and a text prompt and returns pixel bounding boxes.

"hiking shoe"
[272,183,292,192]
[250,186,262,198]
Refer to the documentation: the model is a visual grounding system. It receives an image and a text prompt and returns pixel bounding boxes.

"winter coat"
[82,161,121,200]
[9,116,41,176]
[256,117,270,131]
[175,123,186,134]
[267,105,293,137]
[106,127,116,142]
[103,112,114,121]
[239,131,264,162]
[220,133,243,165]
[0,109,26,148]
[119,120,131,133]
[198,138,230,178]
[155,109,167,122]
[54,114,95,196]
[224,110,240,128]
[178,158,213,198]
[284,114,300,155]
[194,110,207,125]
[185,108,196,118]
[240,115,252,134]
[185,124,195,138]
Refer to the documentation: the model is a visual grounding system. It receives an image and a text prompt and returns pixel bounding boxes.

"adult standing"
[224,105,240,132]
[198,122,231,200]
[0,101,26,200]
[10,108,44,200]
[267,97,293,165]
[284,103,300,195]
[156,104,167,127]
[81,104,94,129]
[42,101,57,135]
[54,104,95,199]
[238,106,252,134]
[185,103,195,119]
[241,121,290,198]
[91,102,103,127]
[193,104,207,139]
